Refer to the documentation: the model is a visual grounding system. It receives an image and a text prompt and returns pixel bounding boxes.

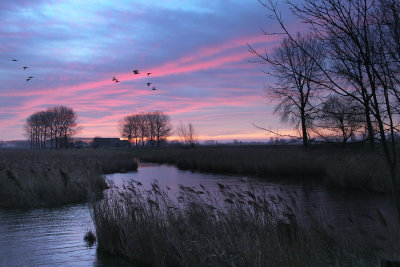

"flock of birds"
[11,59,34,82]
[113,69,157,91]
[11,59,158,91]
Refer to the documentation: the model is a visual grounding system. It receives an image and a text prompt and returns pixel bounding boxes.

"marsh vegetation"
[92,179,400,266]
[136,145,393,192]
[0,149,138,208]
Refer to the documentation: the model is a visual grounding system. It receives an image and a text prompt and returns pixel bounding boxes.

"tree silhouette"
[177,122,198,148]
[24,106,80,149]
[119,112,172,147]
[250,33,324,147]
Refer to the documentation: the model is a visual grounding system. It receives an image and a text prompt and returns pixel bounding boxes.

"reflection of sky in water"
[0,204,97,266]
[107,162,269,190]
[0,163,399,266]
[107,163,400,252]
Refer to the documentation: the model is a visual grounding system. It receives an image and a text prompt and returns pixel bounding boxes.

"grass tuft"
[84,230,96,245]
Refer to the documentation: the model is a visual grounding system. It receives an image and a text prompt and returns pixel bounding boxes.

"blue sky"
[0,0,301,141]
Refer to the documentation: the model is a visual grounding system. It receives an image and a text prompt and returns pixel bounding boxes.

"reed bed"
[0,149,138,208]
[136,145,392,192]
[91,181,393,266]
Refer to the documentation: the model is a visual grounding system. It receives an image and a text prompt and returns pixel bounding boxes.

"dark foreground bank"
[0,149,138,208]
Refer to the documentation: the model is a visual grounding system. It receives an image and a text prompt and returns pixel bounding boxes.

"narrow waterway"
[0,163,399,266]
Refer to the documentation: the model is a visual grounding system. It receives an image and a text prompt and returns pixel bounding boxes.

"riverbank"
[135,145,392,192]
[0,149,138,208]
[92,181,399,266]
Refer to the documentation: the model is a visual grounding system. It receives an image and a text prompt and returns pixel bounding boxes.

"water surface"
[0,163,399,266]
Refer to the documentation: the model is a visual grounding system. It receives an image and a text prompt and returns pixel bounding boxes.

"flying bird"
[26,78,31,82]
[11,59,18,61]
[147,72,152,76]
[152,87,157,90]
[147,82,152,87]
[28,76,34,79]
[23,66,29,70]
[112,77,117,81]
[115,79,120,83]
[133,70,139,74]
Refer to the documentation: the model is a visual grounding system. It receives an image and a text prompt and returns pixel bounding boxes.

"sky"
[0,0,301,142]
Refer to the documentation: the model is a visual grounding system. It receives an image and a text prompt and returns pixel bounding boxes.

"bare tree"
[119,115,135,147]
[25,111,50,149]
[146,113,156,146]
[25,112,40,149]
[177,122,198,148]
[259,0,400,221]
[55,106,79,148]
[313,95,364,144]
[131,115,141,147]
[152,111,172,147]
[137,113,149,147]
[119,112,172,147]
[249,32,324,147]
[24,106,80,149]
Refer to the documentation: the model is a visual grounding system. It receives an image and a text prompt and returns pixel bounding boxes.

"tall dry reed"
[91,181,388,266]
[0,149,138,208]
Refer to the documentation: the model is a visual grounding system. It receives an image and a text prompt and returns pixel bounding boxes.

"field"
[0,149,138,208]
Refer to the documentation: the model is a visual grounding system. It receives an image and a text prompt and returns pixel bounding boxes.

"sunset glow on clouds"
[0,0,299,142]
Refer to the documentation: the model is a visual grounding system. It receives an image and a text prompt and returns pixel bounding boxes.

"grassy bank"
[92,182,398,266]
[135,145,393,192]
[0,149,138,208]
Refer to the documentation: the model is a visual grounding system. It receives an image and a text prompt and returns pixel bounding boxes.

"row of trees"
[24,106,79,149]
[24,107,197,149]
[250,0,400,218]
[119,112,199,147]
[119,111,173,147]
[251,30,373,146]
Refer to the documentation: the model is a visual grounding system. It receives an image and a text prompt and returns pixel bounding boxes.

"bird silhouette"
[115,79,120,83]
[26,78,31,82]
[147,82,152,87]
[23,66,28,70]
[152,87,157,90]
[28,76,34,79]
[133,70,139,74]
[112,77,117,81]
[147,72,152,76]
[11,59,18,62]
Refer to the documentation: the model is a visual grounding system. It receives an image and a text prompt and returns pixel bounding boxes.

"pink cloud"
[0,33,280,140]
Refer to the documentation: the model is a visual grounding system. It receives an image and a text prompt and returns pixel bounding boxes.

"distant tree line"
[24,106,80,149]
[119,111,172,147]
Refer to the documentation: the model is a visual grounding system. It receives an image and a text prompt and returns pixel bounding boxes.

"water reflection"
[109,163,400,254]
[0,204,96,267]
[0,163,399,266]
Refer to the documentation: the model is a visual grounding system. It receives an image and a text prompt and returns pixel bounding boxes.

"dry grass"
[0,149,138,208]
[91,181,395,266]
[135,145,393,192]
